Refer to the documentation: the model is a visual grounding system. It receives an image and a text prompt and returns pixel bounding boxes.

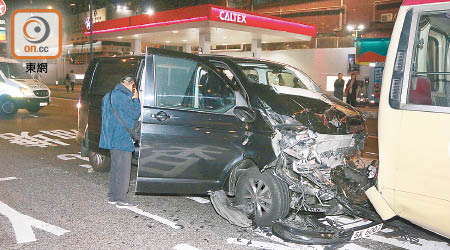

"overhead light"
[70,3,76,6]
[117,5,122,10]
[47,5,53,9]
[172,30,179,34]
[369,62,377,67]
[358,24,365,31]
[117,36,123,39]
[134,34,139,38]
[346,25,355,31]
[165,41,171,43]
[146,8,154,15]
[181,39,188,42]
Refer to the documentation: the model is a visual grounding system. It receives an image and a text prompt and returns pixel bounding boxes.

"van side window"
[91,59,140,96]
[155,55,235,113]
[408,12,450,109]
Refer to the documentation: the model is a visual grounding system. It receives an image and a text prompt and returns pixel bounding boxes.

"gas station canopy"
[84,4,316,50]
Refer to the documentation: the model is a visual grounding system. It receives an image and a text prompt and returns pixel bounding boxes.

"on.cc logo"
[23,16,50,44]
[12,9,62,59]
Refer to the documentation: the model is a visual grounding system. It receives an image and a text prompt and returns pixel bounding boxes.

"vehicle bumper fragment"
[210,190,253,228]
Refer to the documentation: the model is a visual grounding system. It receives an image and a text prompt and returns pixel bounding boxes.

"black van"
[77,48,370,232]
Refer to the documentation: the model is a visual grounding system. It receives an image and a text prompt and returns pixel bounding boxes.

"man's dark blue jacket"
[99,83,141,152]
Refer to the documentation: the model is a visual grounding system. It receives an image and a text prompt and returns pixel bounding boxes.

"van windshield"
[235,61,322,93]
[0,63,33,79]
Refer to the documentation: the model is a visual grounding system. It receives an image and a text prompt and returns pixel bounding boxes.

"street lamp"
[347,24,365,39]
[146,8,154,15]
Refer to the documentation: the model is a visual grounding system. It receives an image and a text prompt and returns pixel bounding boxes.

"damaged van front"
[207,57,380,244]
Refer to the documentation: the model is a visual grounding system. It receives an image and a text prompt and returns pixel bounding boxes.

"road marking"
[173,244,202,250]
[79,164,92,169]
[28,115,39,118]
[0,131,71,148]
[57,153,89,161]
[0,177,18,182]
[0,201,70,244]
[126,207,182,230]
[227,238,297,250]
[186,197,210,204]
[367,233,450,250]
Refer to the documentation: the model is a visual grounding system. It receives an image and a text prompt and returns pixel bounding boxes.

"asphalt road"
[0,96,448,250]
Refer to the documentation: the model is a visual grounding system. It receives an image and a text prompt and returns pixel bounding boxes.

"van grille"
[34,90,49,97]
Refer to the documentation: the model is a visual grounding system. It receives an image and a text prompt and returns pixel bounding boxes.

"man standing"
[69,70,76,93]
[345,73,360,106]
[99,75,140,208]
[333,73,345,101]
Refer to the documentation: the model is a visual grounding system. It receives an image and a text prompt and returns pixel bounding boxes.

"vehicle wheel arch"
[222,158,259,196]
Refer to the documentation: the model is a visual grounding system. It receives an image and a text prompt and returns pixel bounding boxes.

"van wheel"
[0,97,18,115]
[26,105,42,113]
[88,150,110,172]
[234,167,290,227]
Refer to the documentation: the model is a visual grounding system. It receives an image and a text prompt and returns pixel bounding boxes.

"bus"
[366,0,450,239]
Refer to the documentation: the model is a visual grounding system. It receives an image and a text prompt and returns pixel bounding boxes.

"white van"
[0,57,50,115]
[366,0,450,239]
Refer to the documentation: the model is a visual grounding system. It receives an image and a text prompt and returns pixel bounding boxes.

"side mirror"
[234,106,256,123]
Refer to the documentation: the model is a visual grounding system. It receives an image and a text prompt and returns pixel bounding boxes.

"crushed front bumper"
[272,217,382,245]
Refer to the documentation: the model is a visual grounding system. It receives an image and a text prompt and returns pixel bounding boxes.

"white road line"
[0,201,69,244]
[337,243,370,250]
[173,243,202,250]
[79,164,92,169]
[0,177,18,182]
[186,197,210,204]
[227,238,296,250]
[126,207,182,230]
[367,233,450,250]
[28,115,39,118]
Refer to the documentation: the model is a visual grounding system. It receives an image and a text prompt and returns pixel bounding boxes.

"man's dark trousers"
[109,149,132,202]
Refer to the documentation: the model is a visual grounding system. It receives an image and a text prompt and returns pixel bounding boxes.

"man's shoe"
[108,199,117,205]
[116,201,137,208]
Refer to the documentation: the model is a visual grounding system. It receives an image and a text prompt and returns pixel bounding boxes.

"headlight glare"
[20,87,34,97]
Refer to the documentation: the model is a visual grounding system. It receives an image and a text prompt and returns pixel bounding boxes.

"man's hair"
[120,74,135,84]
[70,70,74,73]
[338,73,343,75]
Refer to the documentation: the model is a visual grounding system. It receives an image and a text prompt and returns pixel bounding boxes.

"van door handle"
[153,111,170,122]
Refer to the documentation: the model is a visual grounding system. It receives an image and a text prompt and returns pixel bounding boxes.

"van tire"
[0,97,18,115]
[234,167,290,227]
[26,106,42,113]
[88,150,111,172]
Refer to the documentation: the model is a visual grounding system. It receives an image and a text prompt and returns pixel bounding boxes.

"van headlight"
[20,88,34,97]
